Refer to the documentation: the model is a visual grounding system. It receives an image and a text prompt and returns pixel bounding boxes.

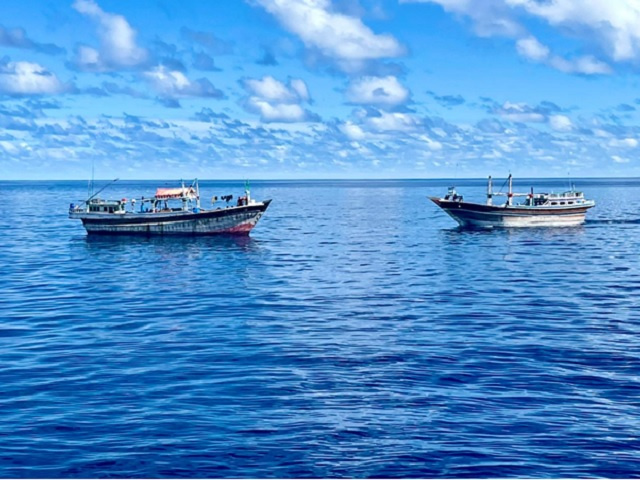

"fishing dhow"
[69,179,271,235]
[430,174,595,228]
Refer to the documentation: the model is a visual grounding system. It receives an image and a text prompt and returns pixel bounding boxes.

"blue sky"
[2,0,640,179]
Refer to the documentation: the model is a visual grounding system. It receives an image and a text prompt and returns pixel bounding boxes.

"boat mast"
[487,175,493,205]
[507,174,513,206]
[196,178,201,209]
[87,158,95,204]
[181,179,187,211]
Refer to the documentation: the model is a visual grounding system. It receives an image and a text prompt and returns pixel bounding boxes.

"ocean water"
[1,178,640,478]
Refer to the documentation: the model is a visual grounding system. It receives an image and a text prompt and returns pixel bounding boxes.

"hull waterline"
[71,200,271,236]
[430,197,592,228]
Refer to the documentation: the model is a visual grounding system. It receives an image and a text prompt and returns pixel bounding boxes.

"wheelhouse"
[87,199,126,214]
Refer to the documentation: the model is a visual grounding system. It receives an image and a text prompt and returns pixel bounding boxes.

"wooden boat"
[430,175,595,228]
[69,179,271,235]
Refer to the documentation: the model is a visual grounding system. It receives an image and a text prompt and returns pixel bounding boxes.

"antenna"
[87,158,95,199]
[85,178,119,203]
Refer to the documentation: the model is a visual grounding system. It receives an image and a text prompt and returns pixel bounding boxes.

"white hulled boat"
[430,175,595,228]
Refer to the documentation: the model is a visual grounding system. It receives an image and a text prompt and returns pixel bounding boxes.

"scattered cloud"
[143,65,224,106]
[0,60,71,96]
[340,120,367,140]
[516,36,549,62]
[609,137,638,148]
[72,0,148,71]
[549,114,573,132]
[508,0,640,62]
[191,107,230,122]
[427,91,465,108]
[0,25,65,55]
[612,155,630,163]
[242,75,317,122]
[517,35,611,75]
[548,54,612,75]
[360,109,421,132]
[346,76,410,108]
[254,0,405,71]
[492,101,546,123]
[405,0,616,75]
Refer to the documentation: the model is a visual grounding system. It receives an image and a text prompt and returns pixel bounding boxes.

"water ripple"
[1,179,639,477]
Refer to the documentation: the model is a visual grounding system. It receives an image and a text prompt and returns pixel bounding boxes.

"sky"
[2,0,640,179]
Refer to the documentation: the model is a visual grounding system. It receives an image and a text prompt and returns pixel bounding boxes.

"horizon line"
[2,175,640,182]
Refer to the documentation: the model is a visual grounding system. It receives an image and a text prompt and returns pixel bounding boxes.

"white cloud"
[290,78,309,102]
[516,35,611,75]
[507,0,640,62]
[419,134,443,150]
[143,66,223,101]
[549,114,573,132]
[244,75,303,103]
[494,102,545,123]
[340,121,366,140]
[516,36,549,61]
[364,111,419,132]
[245,99,307,122]
[612,155,630,163]
[0,61,68,95]
[549,55,612,75]
[254,0,405,70]
[243,75,315,123]
[0,140,19,153]
[144,67,190,95]
[346,76,410,107]
[406,0,522,37]
[73,0,147,71]
[404,0,618,74]
[609,137,638,148]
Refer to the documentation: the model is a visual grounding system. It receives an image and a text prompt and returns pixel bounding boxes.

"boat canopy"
[155,187,197,200]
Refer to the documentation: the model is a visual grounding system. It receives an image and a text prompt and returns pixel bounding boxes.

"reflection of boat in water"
[69,179,271,235]
[430,174,595,228]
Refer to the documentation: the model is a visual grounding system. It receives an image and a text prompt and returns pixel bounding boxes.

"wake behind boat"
[430,174,595,228]
[69,179,271,235]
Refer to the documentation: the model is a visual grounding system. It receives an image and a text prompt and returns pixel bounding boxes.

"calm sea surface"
[1,178,640,478]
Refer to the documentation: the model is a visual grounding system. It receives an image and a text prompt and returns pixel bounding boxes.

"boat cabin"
[137,185,199,213]
[522,191,588,207]
[87,198,126,214]
[70,179,256,217]
[484,175,593,208]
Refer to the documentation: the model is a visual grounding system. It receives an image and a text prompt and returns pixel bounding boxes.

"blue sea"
[1,178,640,478]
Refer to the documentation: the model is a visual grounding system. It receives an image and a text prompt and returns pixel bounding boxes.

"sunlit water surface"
[1,178,640,477]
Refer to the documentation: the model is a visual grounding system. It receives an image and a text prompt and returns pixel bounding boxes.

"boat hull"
[70,200,271,235]
[430,198,593,228]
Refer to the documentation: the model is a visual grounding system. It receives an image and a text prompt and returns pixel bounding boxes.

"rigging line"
[85,178,120,203]
[497,176,509,194]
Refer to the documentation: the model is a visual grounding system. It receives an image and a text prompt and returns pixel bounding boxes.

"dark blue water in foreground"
[1,178,640,478]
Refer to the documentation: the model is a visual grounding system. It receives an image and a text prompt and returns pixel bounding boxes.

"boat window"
[551,202,557,205]
[560,202,565,205]
[568,201,574,205]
